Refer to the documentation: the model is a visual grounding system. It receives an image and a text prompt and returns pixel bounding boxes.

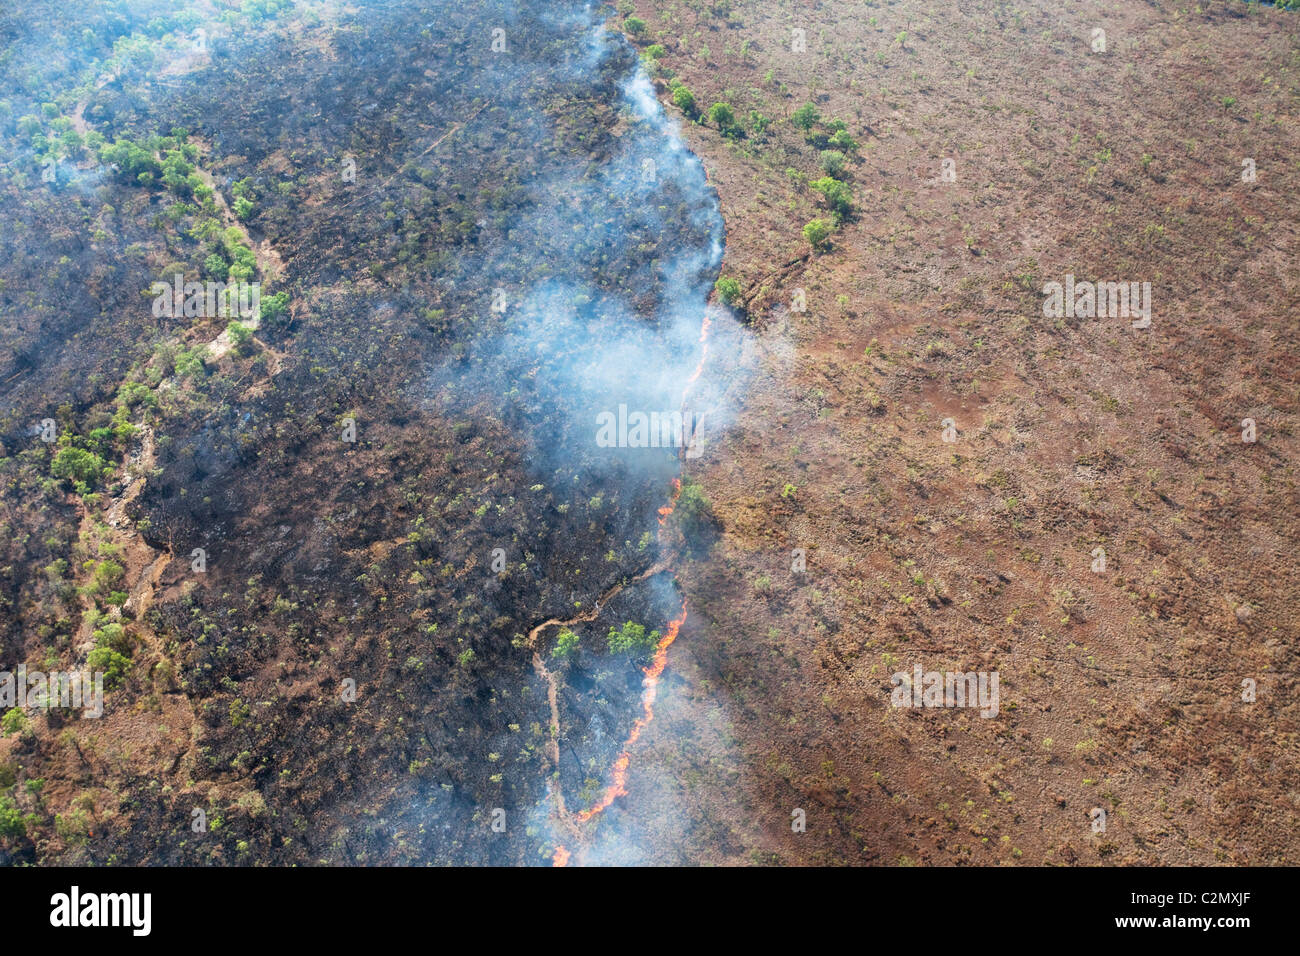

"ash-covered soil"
[0,0,729,866]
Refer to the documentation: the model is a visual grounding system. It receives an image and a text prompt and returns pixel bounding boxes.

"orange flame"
[684,314,711,390]
[575,599,688,822]
[657,477,683,525]
[555,307,712,854]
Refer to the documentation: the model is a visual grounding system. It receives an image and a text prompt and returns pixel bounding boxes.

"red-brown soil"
[604,0,1300,865]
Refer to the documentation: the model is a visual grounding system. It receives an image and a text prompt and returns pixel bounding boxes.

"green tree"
[93,621,130,653]
[100,138,162,185]
[607,621,661,654]
[258,290,291,325]
[0,708,30,738]
[714,276,742,305]
[0,794,25,840]
[160,148,195,195]
[674,477,714,541]
[829,128,858,152]
[87,646,131,689]
[552,628,580,659]
[792,103,821,131]
[624,16,646,35]
[204,252,228,278]
[50,446,108,487]
[90,562,125,597]
[708,102,736,133]
[175,346,208,378]
[671,84,697,117]
[116,381,156,411]
[819,149,847,177]
[803,217,834,250]
[227,320,255,355]
[811,176,854,223]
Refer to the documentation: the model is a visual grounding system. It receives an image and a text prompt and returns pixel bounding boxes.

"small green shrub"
[792,103,821,131]
[0,794,26,840]
[714,276,742,305]
[0,708,30,738]
[671,84,697,117]
[803,218,833,250]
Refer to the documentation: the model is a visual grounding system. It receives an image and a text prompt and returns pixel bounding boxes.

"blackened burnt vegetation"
[0,0,723,865]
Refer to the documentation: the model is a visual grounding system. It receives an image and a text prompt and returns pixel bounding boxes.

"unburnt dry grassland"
[615,0,1300,864]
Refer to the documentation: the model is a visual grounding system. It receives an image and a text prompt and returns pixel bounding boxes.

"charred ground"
[1,0,719,865]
